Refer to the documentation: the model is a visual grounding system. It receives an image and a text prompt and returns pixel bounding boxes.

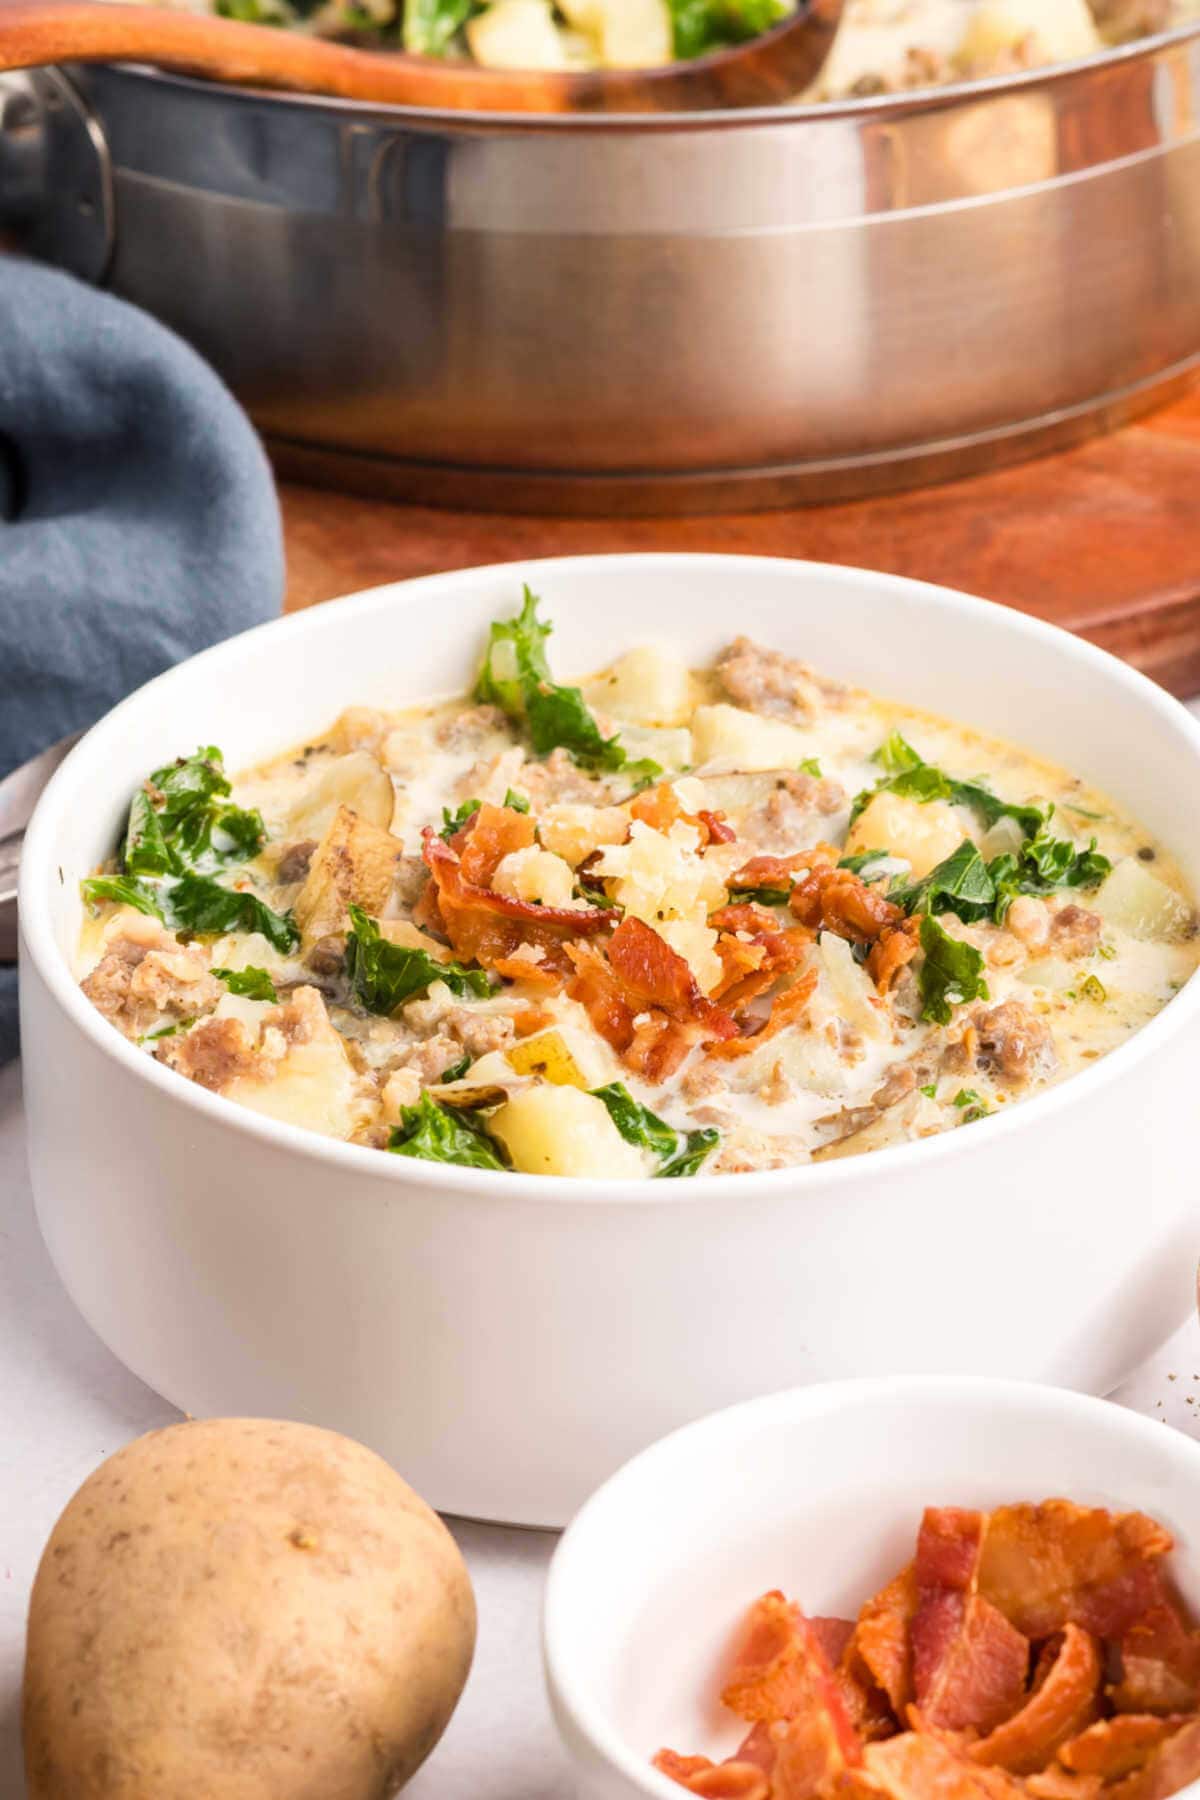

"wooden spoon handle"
[0,0,842,112]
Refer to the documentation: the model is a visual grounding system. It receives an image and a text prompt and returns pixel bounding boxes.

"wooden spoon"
[0,0,844,113]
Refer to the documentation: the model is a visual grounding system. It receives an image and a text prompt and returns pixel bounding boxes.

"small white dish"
[543,1375,1200,1800]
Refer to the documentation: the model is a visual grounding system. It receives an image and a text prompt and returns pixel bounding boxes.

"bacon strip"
[607,916,736,1039]
[629,784,735,848]
[862,1727,1029,1800]
[911,1510,1030,1736]
[790,865,903,944]
[707,970,819,1062]
[976,1503,1173,1642]
[1109,1593,1200,1715]
[566,919,738,1083]
[852,1567,919,1717]
[971,1627,1102,1773]
[653,1750,770,1800]
[1059,1716,1193,1780]
[709,903,813,1013]
[868,918,922,994]
[719,1593,862,1800]
[1106,1718,1200,1800]
[419,821,608,974]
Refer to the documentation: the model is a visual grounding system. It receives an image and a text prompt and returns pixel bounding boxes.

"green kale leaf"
[666,0,787,59]
[658,1128,721,1178]
[474,588,652,777]
[165,874,299,954]
[124,746,264,878]
[918,915,990,1026]
[388,1093,507,1170]
[212,966,279,1003]
[403,0,478,54]
[80,874,165,920]
[591,1082,680,1161]
[852,733,1045,838]
[591,1081,720,1177]
[989,826,1111,919]
[440,798,482,840]
[888,840,996,924]
[345,905,490,1015]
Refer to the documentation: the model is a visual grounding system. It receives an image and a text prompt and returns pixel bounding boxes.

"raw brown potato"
[23,1418,476,1800]
[294,802,405,944]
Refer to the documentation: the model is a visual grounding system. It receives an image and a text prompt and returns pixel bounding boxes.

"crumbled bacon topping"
[417,805,608,976]
[567,917,738,1082]
[655,1501,1200,1800]
[629,782,735,847]
[790,864,903,944]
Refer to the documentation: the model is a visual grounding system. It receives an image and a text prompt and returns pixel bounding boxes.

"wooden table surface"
[280,380,1200,696]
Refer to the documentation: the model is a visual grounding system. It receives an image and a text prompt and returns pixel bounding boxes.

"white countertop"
[4,1056,1200,1800]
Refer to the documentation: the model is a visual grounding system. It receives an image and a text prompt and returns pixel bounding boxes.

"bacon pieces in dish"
[75,588,1198,1177]
[654,1502,1200,1800]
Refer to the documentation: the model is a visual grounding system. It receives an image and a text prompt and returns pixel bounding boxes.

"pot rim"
[79,19,1200,132]
[20,551,1200,1207]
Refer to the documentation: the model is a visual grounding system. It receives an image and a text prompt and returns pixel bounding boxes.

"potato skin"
[22,1418,476,1800]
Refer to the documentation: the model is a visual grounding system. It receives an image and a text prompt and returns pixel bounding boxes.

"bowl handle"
[0,67,112,284]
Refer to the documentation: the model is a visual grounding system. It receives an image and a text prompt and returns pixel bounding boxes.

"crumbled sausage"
[157,1016,260,1091]
[709,1127,811,1174]
[305,935,345,977]
[276,839,317,884]
[1006,897,1051,950]
[1049,903,1103,961]
[759,1061,794,1107]
[436,704,506,749]
[82,928,221,1038]
[386,1034,464,1086]
[515,748,622,808]
[716,636,844,723]
[450,1009,515,1058]
[972,1001,1057,1087]
[739,773,849,852]
[681,1061,729,1104]
[391,854,429,910]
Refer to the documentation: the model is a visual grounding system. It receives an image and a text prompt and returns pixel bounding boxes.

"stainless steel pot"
[2,30,1199,514]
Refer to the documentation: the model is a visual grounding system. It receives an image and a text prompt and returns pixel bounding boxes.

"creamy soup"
[76,592,1199,1179]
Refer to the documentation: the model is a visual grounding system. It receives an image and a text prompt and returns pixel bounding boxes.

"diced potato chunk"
[284,751,394,841]
[489,1085,648,1178]
[226,988,361,1140]
[1092,856,1194,941]
[591,820,725,924]
[691,704,815,775]
[293,803,404,944]
[492,847,582,909]
[558,0,672,63]
[818,931,888,1040]
[506,1026,618,1090]
[467,0,572,68]
[539,803,630,868]
[655,918,723,995]
[586,645,692,728]
[844,792,968,880]
[958,0,1100,67]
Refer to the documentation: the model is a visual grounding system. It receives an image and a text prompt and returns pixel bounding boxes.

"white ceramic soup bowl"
[18,555,1200,1528]
[543,1376,1200,1800]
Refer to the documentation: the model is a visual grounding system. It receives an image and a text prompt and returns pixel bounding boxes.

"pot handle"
[0,67,112,284]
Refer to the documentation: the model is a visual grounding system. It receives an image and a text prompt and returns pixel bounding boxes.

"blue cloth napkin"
[1,259,286,1061]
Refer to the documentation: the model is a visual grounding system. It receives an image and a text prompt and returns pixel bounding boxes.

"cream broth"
[76,601,1199,1179]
